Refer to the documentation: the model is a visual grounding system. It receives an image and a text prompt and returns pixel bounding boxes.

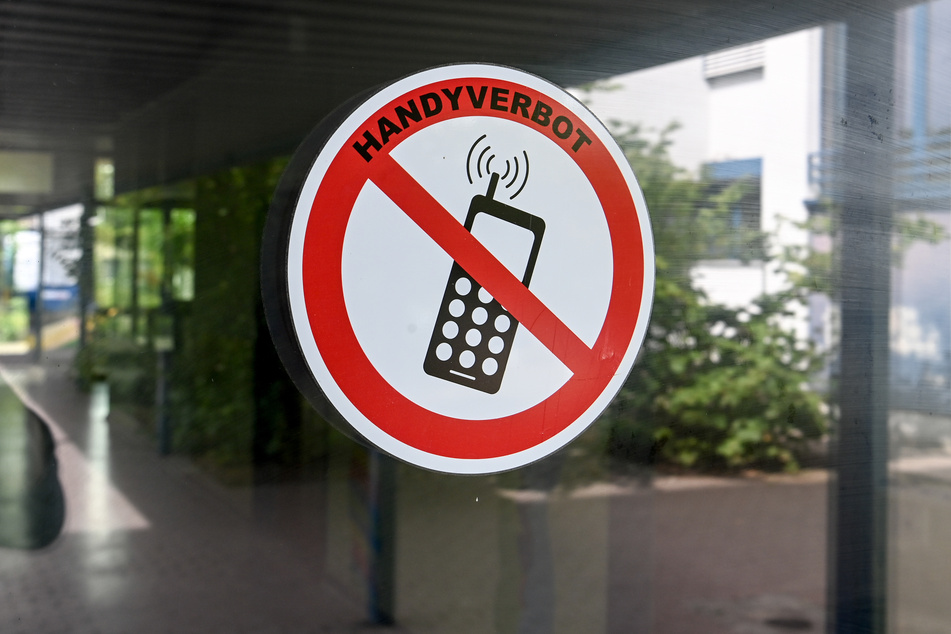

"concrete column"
[828,9,895,633]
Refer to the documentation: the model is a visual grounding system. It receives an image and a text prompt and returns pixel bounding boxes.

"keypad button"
[448,299,465,317]
[459,350,475,368]
[488,336,504,354]
[442,321,459,339]
[494,315,511,332]
[478,288,493,303]
[465,328,482,346]
[482,358,498,376]
[436,343,452,361]
[472,307,488,326]
[454,277,472,296]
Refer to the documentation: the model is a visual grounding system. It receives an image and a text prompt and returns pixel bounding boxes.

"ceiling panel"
[0,0,903,197]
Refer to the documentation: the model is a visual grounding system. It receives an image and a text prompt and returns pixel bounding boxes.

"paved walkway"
[0,349,835,633]
[0,351,380,634]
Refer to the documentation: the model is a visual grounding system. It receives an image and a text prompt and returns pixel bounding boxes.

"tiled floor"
[0,353,380,634]
[0,349,837,633]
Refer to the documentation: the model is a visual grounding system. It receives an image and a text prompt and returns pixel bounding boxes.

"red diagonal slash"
[369,153,599,377]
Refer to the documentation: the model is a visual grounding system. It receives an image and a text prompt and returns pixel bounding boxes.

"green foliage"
[0,296,29,342]
[894,213,948,255]
[602,122,828,472]
[610,122,764,278]
[173,160,288,478]
[76,157,332,483]
[612,284,827,471]
[776,202,947,299]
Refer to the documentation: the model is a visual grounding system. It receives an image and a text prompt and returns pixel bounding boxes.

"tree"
[602,121,828,472]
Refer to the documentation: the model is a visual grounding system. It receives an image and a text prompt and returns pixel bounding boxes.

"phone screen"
[469,211,536,283]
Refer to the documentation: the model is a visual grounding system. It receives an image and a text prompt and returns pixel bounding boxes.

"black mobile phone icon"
[423,173,545,394]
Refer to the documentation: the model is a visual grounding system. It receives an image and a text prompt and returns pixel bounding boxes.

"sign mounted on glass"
[262,64,654,475]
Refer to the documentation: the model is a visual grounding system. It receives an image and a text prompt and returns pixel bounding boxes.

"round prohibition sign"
[264,64,655,474]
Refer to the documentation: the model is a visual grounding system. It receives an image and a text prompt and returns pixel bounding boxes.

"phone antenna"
[486,173,500,199]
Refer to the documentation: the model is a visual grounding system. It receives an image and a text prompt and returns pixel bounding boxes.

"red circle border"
[298,74,647,460]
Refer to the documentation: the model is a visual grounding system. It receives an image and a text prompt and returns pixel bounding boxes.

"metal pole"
[156,205,173,455]
[33,212,45,362]
[156,344,170,455]
[78,198,95,352]
[828,9,895,633]
[368,450,397,625]
[131,208,141,339]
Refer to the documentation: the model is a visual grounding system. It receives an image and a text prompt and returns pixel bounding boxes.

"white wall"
[691,262,766,308]
[574,56,766,310]
[759,29,823,295]
[0,151,53,194]
[575,27,823,315]
[706,70,770,163]
[569,56,710,175]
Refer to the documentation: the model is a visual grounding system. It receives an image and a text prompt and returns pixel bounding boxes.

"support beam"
[828,9,895,633]
[78,197,95,351]
[32,212,45,362]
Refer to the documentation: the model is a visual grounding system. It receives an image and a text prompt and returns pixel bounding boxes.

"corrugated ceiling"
[0,0,903,197]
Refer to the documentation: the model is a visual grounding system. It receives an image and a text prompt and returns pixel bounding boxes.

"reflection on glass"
[5,0,951,630]
[84,382,112,532]
[888,4,951,630]
[0,392,64,550]
[53,381,150,535]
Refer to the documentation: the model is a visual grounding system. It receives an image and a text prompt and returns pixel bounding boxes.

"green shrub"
[602,121,828,472]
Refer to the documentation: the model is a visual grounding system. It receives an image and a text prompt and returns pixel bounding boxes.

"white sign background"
[342,116,614,419]
[283,64,654,474]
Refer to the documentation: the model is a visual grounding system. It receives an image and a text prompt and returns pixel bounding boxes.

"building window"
[701,157,763,260]
[703,42,765,82]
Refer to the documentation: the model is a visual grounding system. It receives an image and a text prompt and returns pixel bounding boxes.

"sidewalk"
[0,351,382,634]
[0,349,836,633]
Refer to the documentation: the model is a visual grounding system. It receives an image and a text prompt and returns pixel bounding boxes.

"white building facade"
[578,14,951,416]
[575,27,823,316]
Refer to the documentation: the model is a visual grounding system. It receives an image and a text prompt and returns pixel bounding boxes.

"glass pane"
[4,2,949,632]
[888,3,951,632]
[136,209,164,311]
[170,209,196,302]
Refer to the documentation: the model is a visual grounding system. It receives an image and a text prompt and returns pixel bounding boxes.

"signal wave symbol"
[465,135,529,200]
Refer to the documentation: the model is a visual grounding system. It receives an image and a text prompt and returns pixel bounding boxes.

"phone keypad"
[423,262,520,394]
